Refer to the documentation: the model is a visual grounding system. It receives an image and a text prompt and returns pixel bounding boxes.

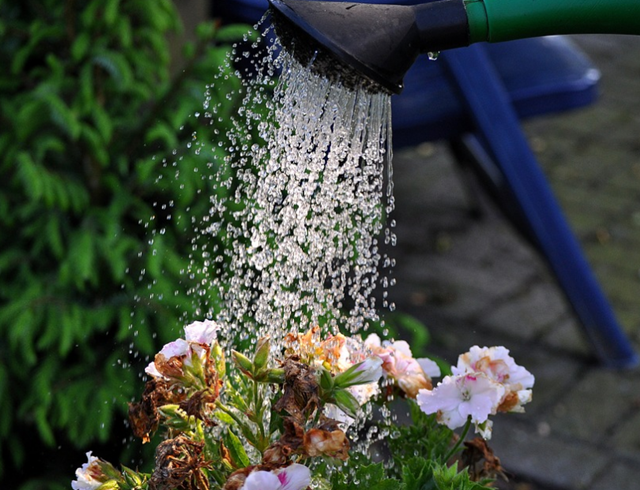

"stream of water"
[196,26,396,347]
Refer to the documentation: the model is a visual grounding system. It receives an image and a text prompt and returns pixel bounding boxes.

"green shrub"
[0,0,250,486]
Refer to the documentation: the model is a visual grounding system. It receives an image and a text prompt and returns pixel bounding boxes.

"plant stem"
[252,378,267,451]
[443,417,471,463]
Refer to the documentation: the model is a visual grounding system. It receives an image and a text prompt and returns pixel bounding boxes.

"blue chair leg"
[441,45,638,368]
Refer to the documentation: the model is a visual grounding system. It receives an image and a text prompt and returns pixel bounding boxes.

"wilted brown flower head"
[129,378,187,443]
[149,435,212,490]
[303,426,349,460]
[261,418,306,466]
[129,345,222,442]
[274,357,320,424]
[461,437,507,482]
[153,352,188,380]
[221,466,254,490]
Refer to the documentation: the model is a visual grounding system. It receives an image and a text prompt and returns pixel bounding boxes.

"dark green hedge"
[0,0,249,487]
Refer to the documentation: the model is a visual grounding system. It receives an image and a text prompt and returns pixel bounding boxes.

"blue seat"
[217,0,638,368]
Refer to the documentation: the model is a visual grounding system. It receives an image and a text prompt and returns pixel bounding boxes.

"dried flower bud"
[274,357,320,424]
[129,378,185,443]
[150,435,211,490]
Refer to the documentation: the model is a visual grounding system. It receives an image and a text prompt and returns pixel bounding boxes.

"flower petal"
[184,320,219,345]
[277,463,312,490]
[159,339,190,359]
[242,470,281,490]
[417,357,441,378]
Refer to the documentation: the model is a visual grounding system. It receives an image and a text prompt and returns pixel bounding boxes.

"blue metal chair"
[216,0,638,368]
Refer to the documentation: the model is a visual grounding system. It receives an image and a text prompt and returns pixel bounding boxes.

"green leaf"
[45,213,65,259]
[35,90,81,140]
[16,152,44,201]
[401,458,436,490]
[15,99,46,142]
[71,32,92,61]
[81,124,110,167]
[223,428,251,469]
[391,312,431,353]
[332,388,360,419]
[71,229,95,285]
[92,103,113,142]
[104,0,121,26]
[331,463,402,490]
[11,24,63,75]
[34,407,56,446]
[92,50,133,90]
[214,410,236,426]
[145,121,179,149]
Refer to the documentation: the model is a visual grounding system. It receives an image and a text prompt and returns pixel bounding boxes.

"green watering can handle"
[465,0,640,43]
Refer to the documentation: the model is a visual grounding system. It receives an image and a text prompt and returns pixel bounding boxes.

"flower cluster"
[365,333,440,398]
[72,321,533,490]
[417,345,535,439]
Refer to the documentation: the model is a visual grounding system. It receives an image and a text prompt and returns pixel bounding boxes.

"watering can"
[268,0,640,93]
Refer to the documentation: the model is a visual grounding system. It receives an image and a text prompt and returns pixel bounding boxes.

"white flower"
[242,470,280,490]
[184,319,219,345]
[453,346,534,413]
[416,373,506,438]
[241,464,311,490]
[71,452,104,490]
[145,320,221,379]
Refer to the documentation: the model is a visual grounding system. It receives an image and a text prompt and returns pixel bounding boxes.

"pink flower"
[241,464,311,490]
[453,346,534,413]
[365,334,440,398]
[416,373,506,439]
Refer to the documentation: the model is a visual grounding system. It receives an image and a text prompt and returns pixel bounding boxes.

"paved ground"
[389,35,640,489]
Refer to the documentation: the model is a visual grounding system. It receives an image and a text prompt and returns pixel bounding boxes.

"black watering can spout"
[268,0,468,94]
[268,0,640,94]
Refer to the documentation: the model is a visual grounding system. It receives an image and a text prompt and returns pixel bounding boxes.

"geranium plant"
[72,321,534,490]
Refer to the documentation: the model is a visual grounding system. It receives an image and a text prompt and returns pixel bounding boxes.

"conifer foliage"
[0,1,246,485]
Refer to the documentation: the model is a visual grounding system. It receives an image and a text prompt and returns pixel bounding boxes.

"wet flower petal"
[417,357,441,378]
[240,464,311,490]
[453,346,534,413]
[184,319,219,345]
[242,470,281,490]
[365,334,436,398]
[277,464,312,490]
[71,452,104,490]
[417,373,505,437]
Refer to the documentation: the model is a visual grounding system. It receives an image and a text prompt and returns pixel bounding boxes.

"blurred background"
[2,1,640,489]
[0,1,246,487]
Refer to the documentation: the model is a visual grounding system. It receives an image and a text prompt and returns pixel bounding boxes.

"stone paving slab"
[588,460,640,490]
[490,421,609,490]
